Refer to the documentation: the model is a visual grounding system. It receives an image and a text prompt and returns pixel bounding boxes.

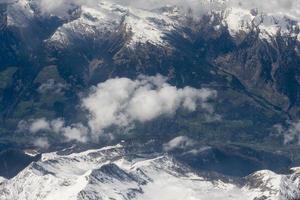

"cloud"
[36,0,212,16]
[37,0,104,16]
[82,75,217,134]
[60,123,89,143]
[37,79,67,95]
[229,0,300,19]
[276,121,300,145]
[163,136,213,156]
[35,0,74,16]
[34,137,50,149]
[32,0,300,20]
[29,118,51,133]
[47,119,89,142]
[25,118,89,143]
[163,136,195,151]
[20,75,217,144]
[5,0,300,20]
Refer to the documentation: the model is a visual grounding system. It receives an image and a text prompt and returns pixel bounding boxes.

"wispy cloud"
[163,136,212,155]
[37,79,67,95]
[29,118,51,133]
[19,75,217,145]
[34,137,50,149]
[163,136,195,151]
[20,118,89,143]
[275,121,300,145]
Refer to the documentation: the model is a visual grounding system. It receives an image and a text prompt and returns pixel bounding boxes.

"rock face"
[0,144,299,200]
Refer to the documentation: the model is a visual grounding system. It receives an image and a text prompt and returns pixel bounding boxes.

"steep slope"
[0,144,299,200]
[46,1,180,49]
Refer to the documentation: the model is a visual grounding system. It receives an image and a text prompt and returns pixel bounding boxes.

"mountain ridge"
[0,144,299,200]
[0,1,300,197]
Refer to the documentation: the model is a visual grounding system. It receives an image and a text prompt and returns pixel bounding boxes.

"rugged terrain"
[1,144,300,200]
[0,0,300,198]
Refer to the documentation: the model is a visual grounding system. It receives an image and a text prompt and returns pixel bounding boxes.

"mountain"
[0,0,300,198]
[0,149,40,178]
[0,144,299,200]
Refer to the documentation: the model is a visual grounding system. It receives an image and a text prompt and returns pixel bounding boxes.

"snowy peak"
[222,7,300,42]
[4,0,300,49]
[245,170,283,198]
[48,1,300,48]
[46,0,180,49]
[1,144,300,200]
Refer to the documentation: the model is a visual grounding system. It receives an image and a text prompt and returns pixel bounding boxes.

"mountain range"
[0,0,300,199]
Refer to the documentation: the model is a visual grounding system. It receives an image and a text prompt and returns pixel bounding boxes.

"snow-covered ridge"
[222,7,300,42]
[44,0,300,49]
[5,0,300,48]
[0,144,299,200]
[46,0,180,48]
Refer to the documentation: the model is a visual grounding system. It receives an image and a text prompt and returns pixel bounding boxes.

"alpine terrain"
[0,0,300,199]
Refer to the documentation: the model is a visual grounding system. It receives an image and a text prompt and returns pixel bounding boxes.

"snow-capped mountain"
[4,0,299,48]
[44,1,300,49]
[222,7,300,42]
[46,3,179,48]
[0,144,299,200]
[0,1,300,199]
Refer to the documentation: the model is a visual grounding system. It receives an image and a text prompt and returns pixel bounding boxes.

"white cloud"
[82,75,217,134]
[37,79,67,95]
[21,75,217,144]
[37,0,77,16]
[60,123,89,143]
[37,0,105,17]
[5,0,299,20]
[33,0,300,20]
[51,119,65,133]
[163,136,213,155]
[229,0,299,19]
[34,137,50,149]
[276,121,300,145]
[29,118,51,133]
[48,118,89,142]
[183,146,212,155]
[163,136,195,151]
[25,118,89,143]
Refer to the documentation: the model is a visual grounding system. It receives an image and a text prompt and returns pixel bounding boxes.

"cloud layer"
[82,75,217,134]
[20,75,217,146]
[2,0,299,20]
[32,0,300,20]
